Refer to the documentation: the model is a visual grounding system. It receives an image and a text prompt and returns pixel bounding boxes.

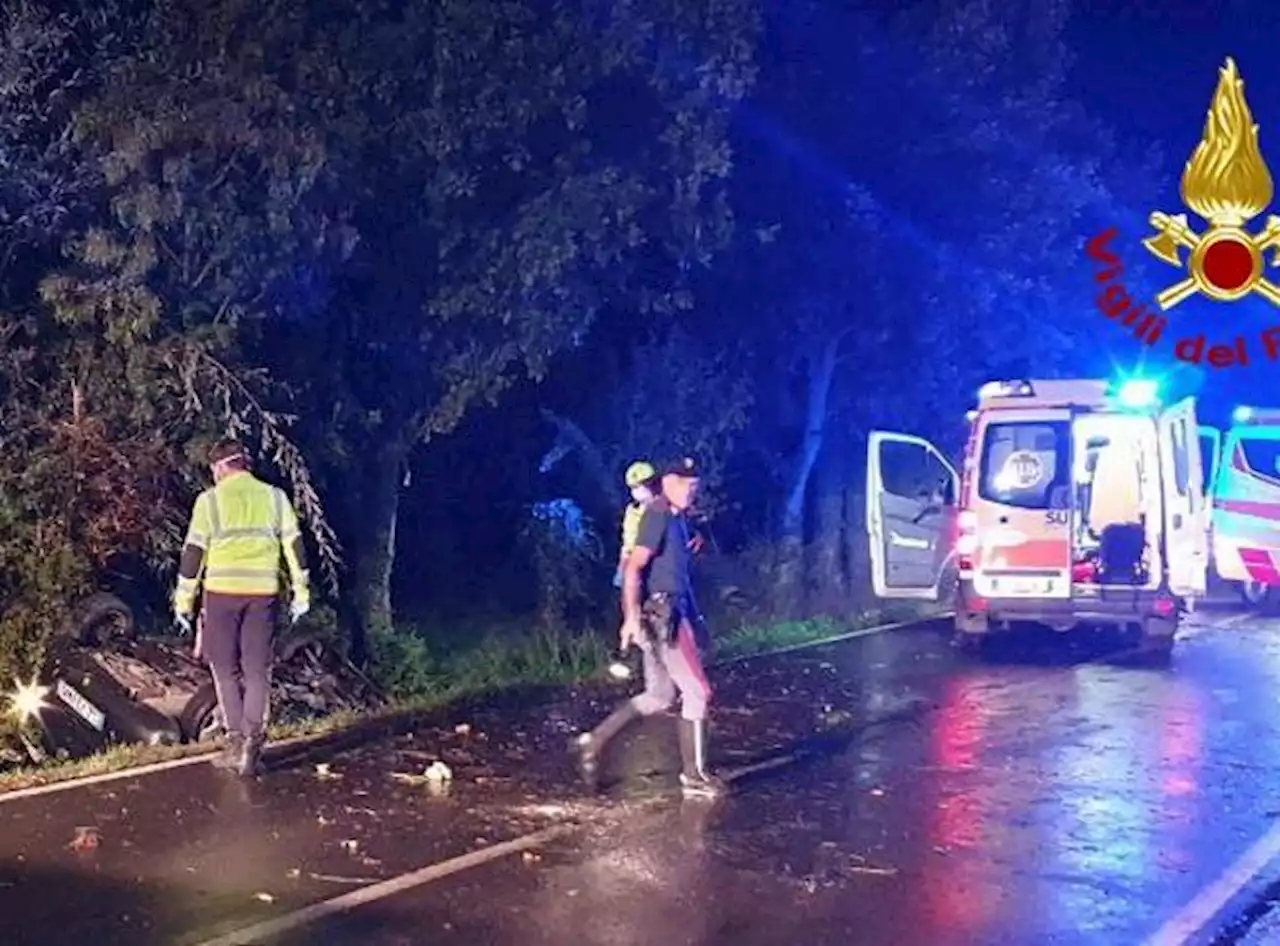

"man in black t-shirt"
[571,457,723,798]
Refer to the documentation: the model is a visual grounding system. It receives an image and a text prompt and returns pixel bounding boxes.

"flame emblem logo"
[1143,58,1280,309]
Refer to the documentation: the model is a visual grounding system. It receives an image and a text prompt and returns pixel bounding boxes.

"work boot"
[213,733,243,771]
[237,733,266,777]
[571,702,641,791]
[677,718,726,799]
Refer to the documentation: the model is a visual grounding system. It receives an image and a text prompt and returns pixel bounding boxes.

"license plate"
[996,576,1057,596]
[56,680,106,732]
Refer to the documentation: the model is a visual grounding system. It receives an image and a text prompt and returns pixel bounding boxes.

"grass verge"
[0,605,933,793]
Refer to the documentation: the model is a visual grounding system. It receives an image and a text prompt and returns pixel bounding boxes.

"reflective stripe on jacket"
[173,472,310,613]
[621,502,645,556]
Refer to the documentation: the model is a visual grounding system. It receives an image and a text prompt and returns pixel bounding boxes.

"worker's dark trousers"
[202,593,277,739]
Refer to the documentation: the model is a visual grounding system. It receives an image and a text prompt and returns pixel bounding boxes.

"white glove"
[289,599,310,624]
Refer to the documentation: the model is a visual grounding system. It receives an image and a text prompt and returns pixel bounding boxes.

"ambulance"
[1208,406,1280,611]
[865,378,1209,656]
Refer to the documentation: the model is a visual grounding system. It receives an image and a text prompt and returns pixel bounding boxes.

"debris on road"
[310,873,375,885]
[68,826,100,852]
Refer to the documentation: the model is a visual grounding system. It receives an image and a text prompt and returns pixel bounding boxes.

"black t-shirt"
[634,497,692,596]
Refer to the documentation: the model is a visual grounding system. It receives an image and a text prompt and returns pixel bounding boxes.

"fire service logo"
[1084,57,1280,369]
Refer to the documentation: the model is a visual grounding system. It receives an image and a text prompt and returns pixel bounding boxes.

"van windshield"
[978,421,1071,510]
[1234,435,1280,486]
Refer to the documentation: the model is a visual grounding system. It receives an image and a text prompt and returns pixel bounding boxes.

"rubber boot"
[677,718,726,799]
[237,733,265,777]
[571,702,641,791]
[213,733,243,771]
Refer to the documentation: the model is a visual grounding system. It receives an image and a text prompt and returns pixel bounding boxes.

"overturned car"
[2,593,385,770]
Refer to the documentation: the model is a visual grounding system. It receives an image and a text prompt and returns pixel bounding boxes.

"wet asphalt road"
[7,605,1280,945]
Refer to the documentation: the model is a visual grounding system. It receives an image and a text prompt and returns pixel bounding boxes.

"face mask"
[630,486,650,503]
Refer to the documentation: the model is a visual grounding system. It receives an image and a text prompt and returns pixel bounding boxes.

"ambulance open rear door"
[866,431,960,600]
[1158,397,1208,597]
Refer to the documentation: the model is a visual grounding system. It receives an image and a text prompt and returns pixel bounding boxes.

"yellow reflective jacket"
[172,472,310,614]
[620,502,645,557]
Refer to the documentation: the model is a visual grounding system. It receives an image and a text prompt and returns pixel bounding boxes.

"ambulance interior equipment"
[1208,406,1280,610]
[865,378,1207,656]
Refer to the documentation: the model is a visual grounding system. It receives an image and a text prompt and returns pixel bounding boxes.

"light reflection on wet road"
[8,608,1280,945]
[253,609,1280,946]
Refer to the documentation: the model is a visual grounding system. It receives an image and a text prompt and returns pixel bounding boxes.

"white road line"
[715,612,952,667]
[190,824,574,946]
[0,751,219,804]
[0,726,358,804]
[1142,821,1280,946]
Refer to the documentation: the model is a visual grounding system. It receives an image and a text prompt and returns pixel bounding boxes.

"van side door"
[866,431,960,600]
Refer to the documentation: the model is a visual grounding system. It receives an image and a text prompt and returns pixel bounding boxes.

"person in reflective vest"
[172,439,311,776]
[615,461,659,596]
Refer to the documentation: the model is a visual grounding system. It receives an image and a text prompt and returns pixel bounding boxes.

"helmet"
[624,461,657,488]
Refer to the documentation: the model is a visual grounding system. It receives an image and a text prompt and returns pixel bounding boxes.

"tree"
[253,0,761,638]
[36,0,355,594]
[539,325,753,518]
[719,0,1152,613]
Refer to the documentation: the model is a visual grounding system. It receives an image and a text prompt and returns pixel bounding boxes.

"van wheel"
[1239,581,1278,614]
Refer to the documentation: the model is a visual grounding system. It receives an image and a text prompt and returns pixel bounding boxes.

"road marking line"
[189,824,573,946]
[715,612,952,667]
[0,726,360,804]
[0,752,219,804]
[1142,820,1280,946]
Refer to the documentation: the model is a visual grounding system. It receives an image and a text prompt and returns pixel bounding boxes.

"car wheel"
[179,683,223,743]
[71,592,136,646]
[1239,581,1277,612]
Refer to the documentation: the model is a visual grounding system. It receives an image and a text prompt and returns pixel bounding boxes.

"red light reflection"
[920,678,997,932]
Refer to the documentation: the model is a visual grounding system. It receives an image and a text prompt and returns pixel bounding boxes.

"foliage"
[365,622,441,700]
[39,0,346,583]
[540,325,753,523]
[255,0,761,628]
[366,619,612,702]
[518,499,604,628]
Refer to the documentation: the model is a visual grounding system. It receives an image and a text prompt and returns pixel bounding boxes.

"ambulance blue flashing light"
[1234,406,1256,424]
[978,380,1035,399]
[1115,379,1159,409]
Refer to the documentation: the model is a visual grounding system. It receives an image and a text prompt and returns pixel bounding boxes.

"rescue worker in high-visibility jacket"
[172,439,311,776]
[614,461,659,595]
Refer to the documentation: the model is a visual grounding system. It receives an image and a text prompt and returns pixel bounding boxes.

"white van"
[865,378,1209,657]
[1208,407,1280,610]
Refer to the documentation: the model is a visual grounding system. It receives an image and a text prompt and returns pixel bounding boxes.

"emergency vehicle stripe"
[981,538,1071,569]
[1239,548,1280,585]
[1215,499,1280,522]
